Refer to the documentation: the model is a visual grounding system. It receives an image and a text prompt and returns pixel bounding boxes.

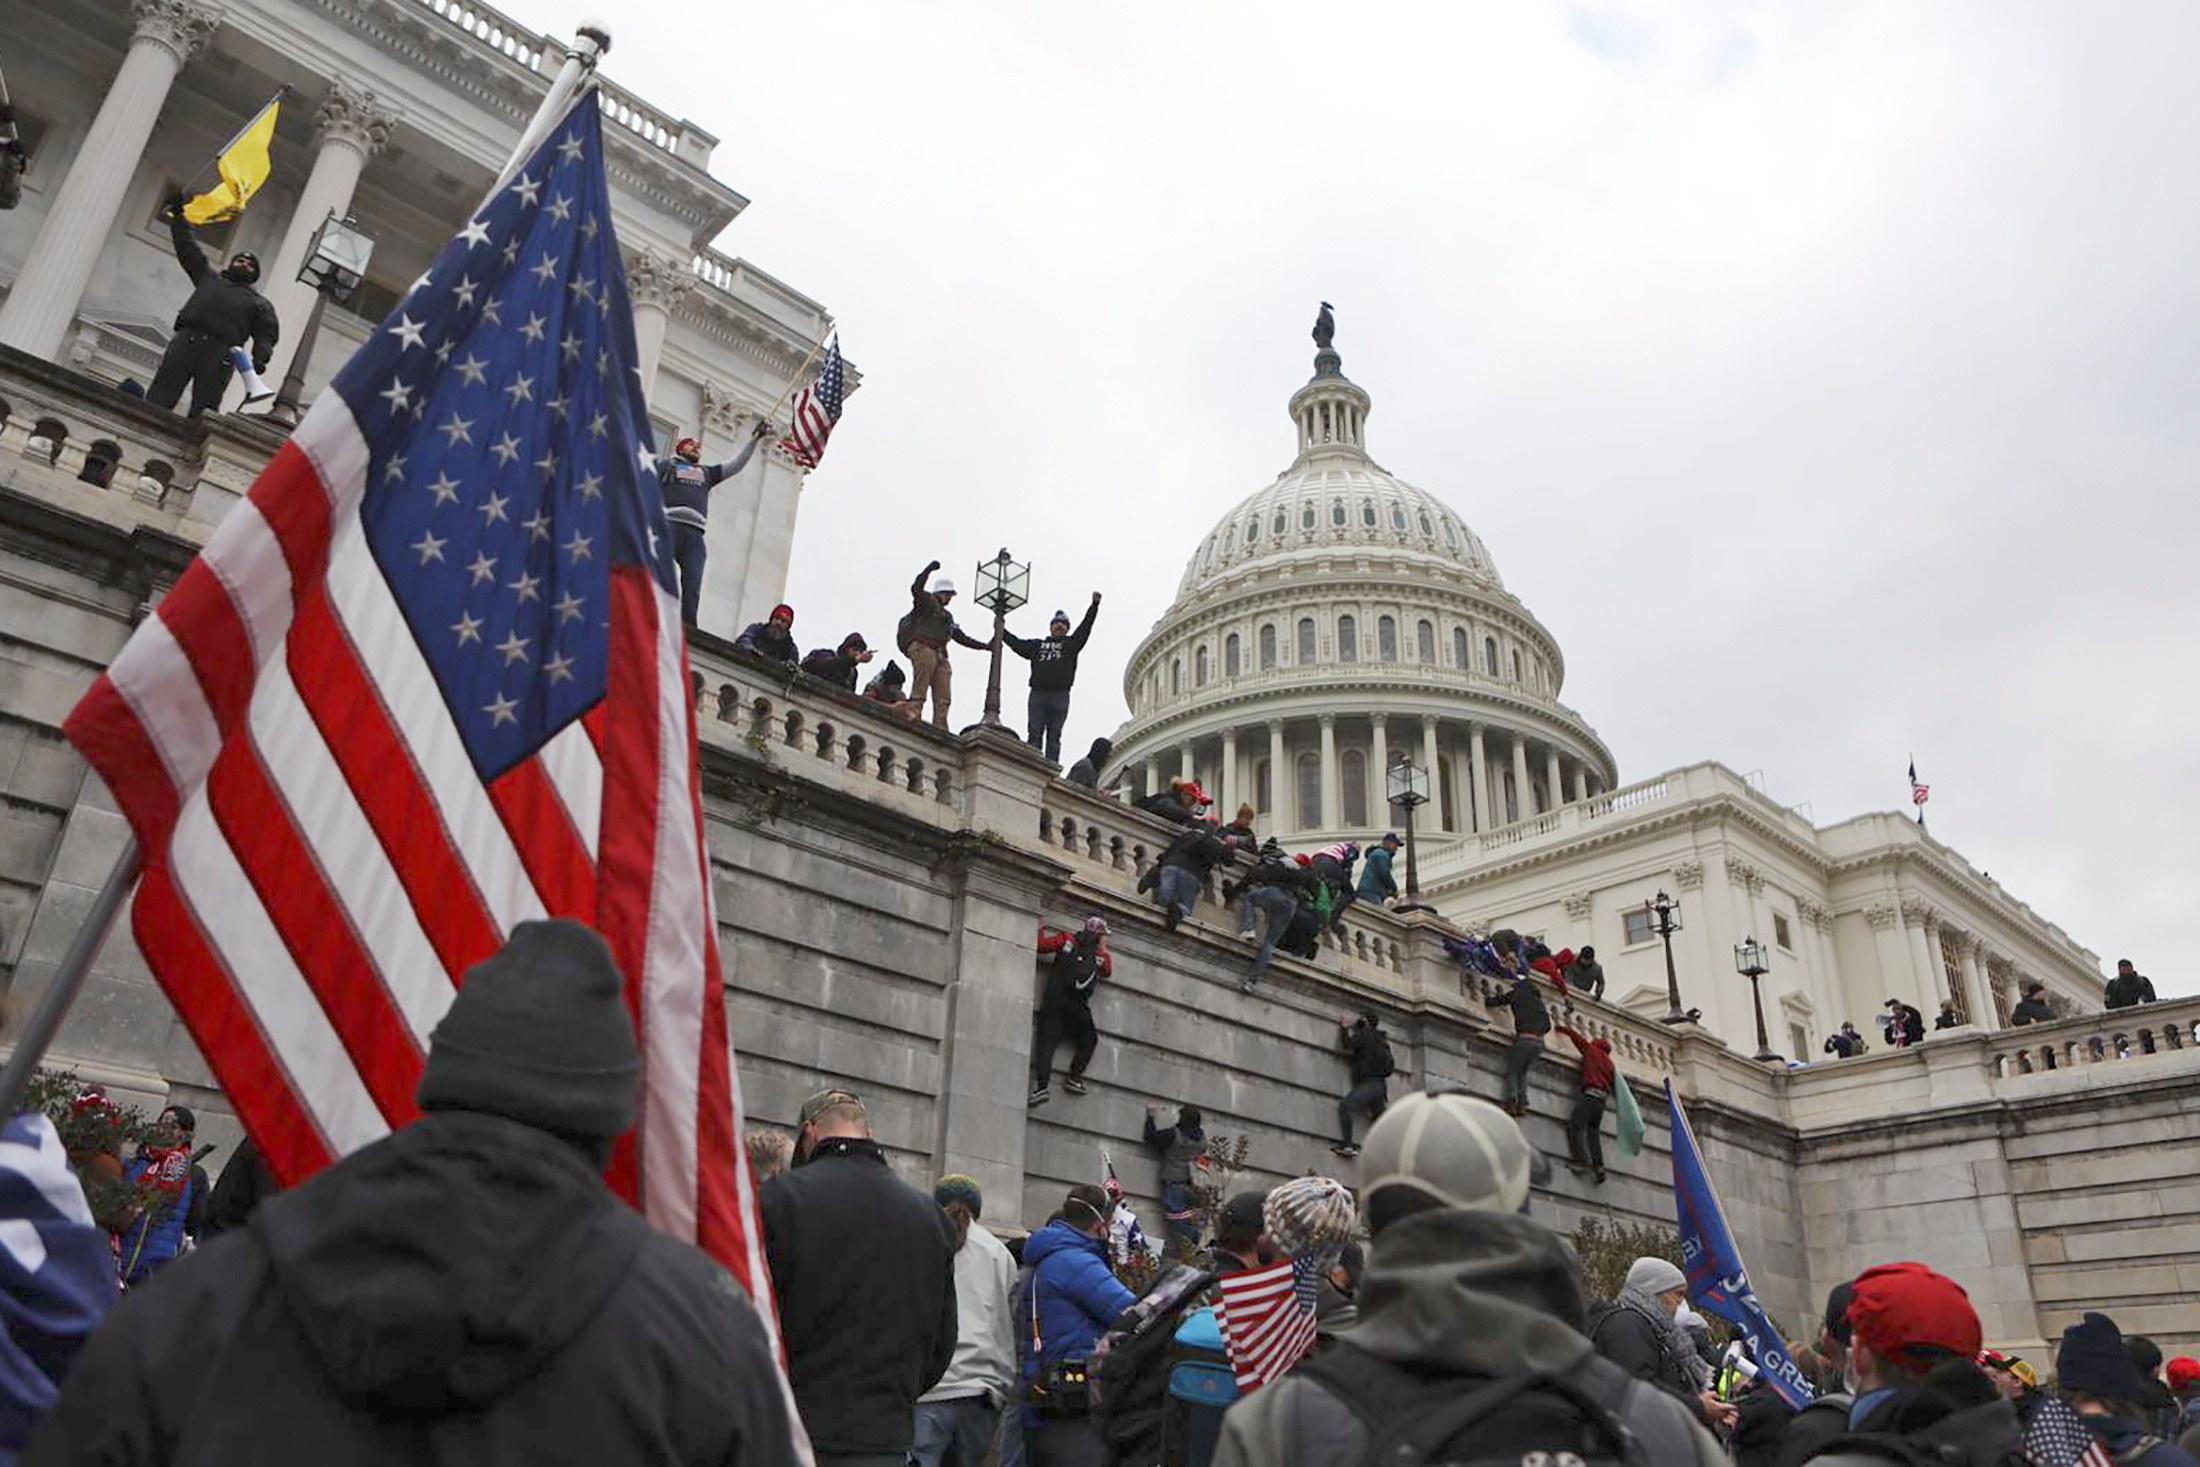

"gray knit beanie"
[417,920,640,1140]
[1626,1256,1689,1297]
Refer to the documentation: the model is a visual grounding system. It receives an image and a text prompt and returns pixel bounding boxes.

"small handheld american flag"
[1215,1256,1321,1389]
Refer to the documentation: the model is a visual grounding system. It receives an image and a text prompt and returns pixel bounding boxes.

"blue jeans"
[914,1396,999,1467]
[1027,690,1072,762]
[1161,1180,1198,1258]
[1243,887,1298,982]
[671,521,707,628]
[1155,865,1200,923]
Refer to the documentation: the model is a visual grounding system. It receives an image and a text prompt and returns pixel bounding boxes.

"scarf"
[1618,1285,1707,1388]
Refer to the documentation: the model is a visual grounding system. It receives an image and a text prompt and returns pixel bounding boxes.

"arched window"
[1453,626,1469,668]
[1511,650,1522,683]
[1484,636,1499,675]
[1298,617,1317,662]
[1195,646,1210,686]
[1170,659,1181,695]
[1338,615,1358,663]
[1301,503,1316,530]
[1331,499,1347,526]
[1418,510,1433,536]
[1259,624,1277,670]
[1224,526,1236,553]
[1377,615,1397,661]
[1255,758,1272,814]
[1341,750,1368,827]
[1273,510,1287,536]
[1417,620,1436,663]
[1224,633,1240,678]
[1391,505,1407,529]
[1361,500,1377,526]
[1442,519,1458,547]
[1297,753,1323,828]
[1246,516,1260,545]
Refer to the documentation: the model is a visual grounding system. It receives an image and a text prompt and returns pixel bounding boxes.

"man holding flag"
[146,185,278,415]
[42,80,804,1462]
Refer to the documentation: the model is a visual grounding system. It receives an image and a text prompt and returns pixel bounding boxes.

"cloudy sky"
[534,1,2195,993]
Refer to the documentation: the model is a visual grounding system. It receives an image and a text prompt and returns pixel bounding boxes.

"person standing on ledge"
[899,561,994,732]
[148,189,279,417]
[654,419,772,631]
[1003,595,1100,764]
[2104,959,2157,1011]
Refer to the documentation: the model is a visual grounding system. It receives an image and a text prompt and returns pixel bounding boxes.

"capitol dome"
[1108,321,1617,849]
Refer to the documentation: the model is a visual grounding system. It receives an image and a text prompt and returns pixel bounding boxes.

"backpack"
[895,608,920,654]
[1369,1034,1396,1079]
[1090,1265,1218,1463]
[1292,1342,1669,1467]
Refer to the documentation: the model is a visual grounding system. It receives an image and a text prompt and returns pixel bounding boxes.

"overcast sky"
[529,1,2195,994]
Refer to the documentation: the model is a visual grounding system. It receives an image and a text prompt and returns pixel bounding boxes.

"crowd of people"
[1815,957,2166,1062]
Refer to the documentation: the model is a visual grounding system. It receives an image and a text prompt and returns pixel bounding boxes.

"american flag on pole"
[777,336,845,468]
[1214,1256,1321,1388]
[1909,758,1930,808]
[61,92,781,1351]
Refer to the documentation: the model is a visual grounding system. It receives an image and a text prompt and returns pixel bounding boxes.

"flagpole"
[0,839,142,1117]
[485,21,611,204]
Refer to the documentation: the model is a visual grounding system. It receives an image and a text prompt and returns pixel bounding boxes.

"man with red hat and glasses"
[1801,1262,2021,1467]
[150,190,280,416]
[652,419,772,630]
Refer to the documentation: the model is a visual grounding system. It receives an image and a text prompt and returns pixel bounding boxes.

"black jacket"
[1004,602,1098,693]
[199,1135,280,1237]
[27,1112,792,1466]
[1802,1367,2023,1467]
[1567,956,1606,1000]
[1486,978,1552,1037]
[1342,1024,1394,1084]
[2010,997,2056,1025]
[2104,972,2157,1010]
[167,215,279,366]
[1774,1393,1855,1467]
[1137,791,1198,826]
[800,647,863,689]
[1735,1381,1798,1467]
[1588,1302,1697,1408]
[761,1137,958,1457]
[1160,826,1234,877]
[734,622,800,665]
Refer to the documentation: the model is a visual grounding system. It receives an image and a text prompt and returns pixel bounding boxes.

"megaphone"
[230,347,274,405]
[1723,1339,1760,1382]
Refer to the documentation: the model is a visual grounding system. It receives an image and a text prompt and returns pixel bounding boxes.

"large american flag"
[777,336,845,468]
[62,93,779,1344]
[1215,1256,1322,1388]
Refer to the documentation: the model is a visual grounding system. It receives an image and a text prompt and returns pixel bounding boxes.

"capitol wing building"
[1107,332,2104,1056]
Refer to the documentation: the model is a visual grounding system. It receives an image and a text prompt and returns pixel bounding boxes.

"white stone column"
[1544,747,1563,815]
[1220,728,1239,818]
[0,0,222,357]
[1904,901,1942,1009]
[1468,722,1489,832]
[625,248,697,398]
[1573,764,1590,803]
[1369,714,1389,820]
[1267,720,1285,830]
[1422,716,1444,833]
[258,79,396,394]
[1144,755,1161,801]
[1510,734,1531,825]
[1956,937,1991,1026]
[1179,743,1195,785]
[1318,714,1339,831]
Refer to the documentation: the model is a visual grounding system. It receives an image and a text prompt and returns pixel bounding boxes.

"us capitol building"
[1105,322,2106,1056]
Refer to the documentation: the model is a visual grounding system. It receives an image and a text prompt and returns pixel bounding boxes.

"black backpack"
[1293,1343,1662,1467]
[1090,1266,1217,1465]
[1369,1034,1397,1079]
[895,608,920,654]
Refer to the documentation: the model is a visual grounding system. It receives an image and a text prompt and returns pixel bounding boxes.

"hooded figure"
[733,603,801,665]
[1066,737,1112,790]
[26,921,796,1466]
[147,190,279,417]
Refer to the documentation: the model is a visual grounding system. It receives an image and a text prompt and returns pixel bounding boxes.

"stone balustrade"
[1985,997,2200,1078]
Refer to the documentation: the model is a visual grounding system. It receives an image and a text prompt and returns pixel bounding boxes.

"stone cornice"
[316,75,398,157]
[1829,840,2098,978]
[625,247,699,314]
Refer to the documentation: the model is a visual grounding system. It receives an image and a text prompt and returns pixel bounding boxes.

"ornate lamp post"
[268,211,375,427]
[1643,890,1697,1025]
[1734,935,1779,1062]
[972,547,1028,730]
[1385,757,1430,907]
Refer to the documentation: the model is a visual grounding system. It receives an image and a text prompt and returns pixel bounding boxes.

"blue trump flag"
[1665,1080,1815,1410]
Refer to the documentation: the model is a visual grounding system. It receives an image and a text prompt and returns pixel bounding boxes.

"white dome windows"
[1341,750,1369,826]
[1300,503,1316,531]
[1171,659,1182,696]
[1296,753,1323,827]
[1331,499,1347,527]
[1483,636,1499,676]
[1273,509,1287,538]
[1224,634,1241,679]
[1452,626,1469,669]
[1259,624,1277,670]
[1196,646,1210,686]
[1338,615,1358,663]
[1297,617,1317,663]
[1377,615,1398,662]
[1417,620,1436,664]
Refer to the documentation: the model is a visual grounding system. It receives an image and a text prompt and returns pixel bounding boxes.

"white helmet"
[931,576,957,595]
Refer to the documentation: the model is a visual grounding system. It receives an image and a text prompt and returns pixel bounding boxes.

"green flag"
[1612,1068,1646,1159]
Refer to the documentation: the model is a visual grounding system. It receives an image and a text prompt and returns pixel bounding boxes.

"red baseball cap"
[2168,1357,2200,1393]
[1847,1262,1981,1364]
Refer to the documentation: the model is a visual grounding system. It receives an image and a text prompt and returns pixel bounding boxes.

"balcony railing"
[1985,997,2200,1078]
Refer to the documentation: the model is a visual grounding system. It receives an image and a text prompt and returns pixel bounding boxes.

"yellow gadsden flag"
[183,94,282,226]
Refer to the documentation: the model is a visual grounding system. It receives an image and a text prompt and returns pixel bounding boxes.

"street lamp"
[1385,757,1430,908]
[972,547,1029,730]
[1734,935,1779,1063]
[1643,890,1698,1025]
[269,211,376,427]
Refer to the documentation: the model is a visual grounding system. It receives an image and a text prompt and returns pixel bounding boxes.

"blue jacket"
[0,1115,115,1460]
[653,438,758,529]
[1021,1221,1136,1378]
[120,1153,202,1284]
[1356,846,1398,900]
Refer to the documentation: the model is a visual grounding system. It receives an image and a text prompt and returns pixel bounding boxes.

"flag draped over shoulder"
[1666,1081,1814,1410]
[184,94,281,225]
[62,92,780,1352]
[1215,1257,1321,1389]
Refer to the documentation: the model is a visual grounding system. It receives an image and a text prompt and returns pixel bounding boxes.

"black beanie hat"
[417,920,640,1140]
[2058,1312,2146,1403]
